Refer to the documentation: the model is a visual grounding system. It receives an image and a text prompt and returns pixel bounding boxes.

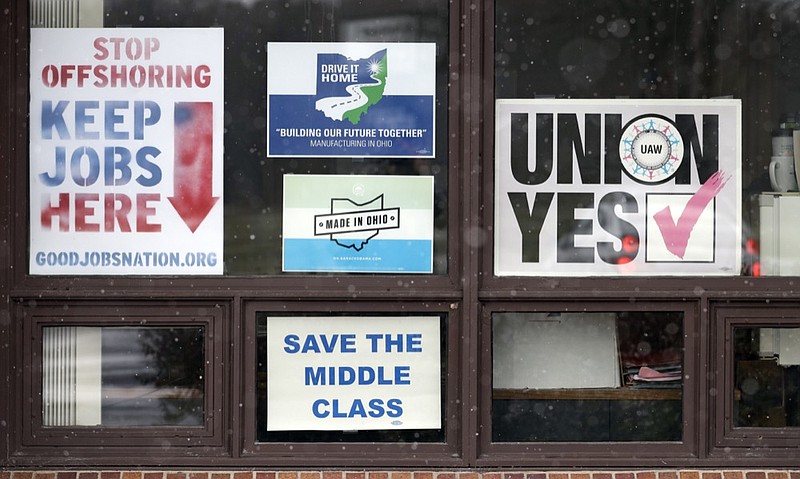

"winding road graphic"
[315,74,383,121]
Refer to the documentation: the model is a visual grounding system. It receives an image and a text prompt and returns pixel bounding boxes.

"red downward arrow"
[168,102,219,233]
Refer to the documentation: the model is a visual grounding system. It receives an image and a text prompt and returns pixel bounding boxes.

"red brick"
[615,473,635,479]
[100,473,121,479]
[278,473,298,479]
[458,473,479,479]
[369,474,389,479]
[504,474,524,479]
[256,473,276,479]
[77,474,98,479]
[436,474,456,479]
[526,474,546,479]
[348,473,367,479]
[166,473,186,479]
[637,473,656,479]
[572,473,591,479]
[702,473,722,479]
[35,474,56,479]
[144,473,163,479]
[14,473,34,479]
[389,473,410,479]
[234,473,253,479]
[57,473,77,479]
[300,472,319,479]
[593,474,613,479]
[680,472,700,479]
[767,473,789,479]
[322,473,341,479]
[414,473,433,479]
[659,473,678,479]
[122,472,141,479]
[746,473,767,479]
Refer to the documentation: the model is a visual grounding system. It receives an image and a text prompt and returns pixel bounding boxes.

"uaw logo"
[314,194,400,251]
[619,114,685,184]
[314,49,388,125]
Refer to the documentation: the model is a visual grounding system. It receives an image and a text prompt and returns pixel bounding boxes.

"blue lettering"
[105,101,129,140]
[104,146,132,186]
[39,146,66,186]
[312,399,329,418]
[41,100,70,140]
[134,100,161,140]
[338,366,355,385]
[386,398,403,418]
[70,146,100,186]
[368,399,384,418]
[75,101,100,140]
[305,366,324,385]
[135,146,162,187]
[331,399,348,418]
[349,399,367,418]
[407,333,423,352]
[303,335,321,353]
[395,366,410,385]
[283,334,300,353]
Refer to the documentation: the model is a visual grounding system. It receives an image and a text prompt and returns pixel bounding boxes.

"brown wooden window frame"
[11,300,230,463]
[475,300,700,467]
[238,300,464,468]
[709,301,800,459]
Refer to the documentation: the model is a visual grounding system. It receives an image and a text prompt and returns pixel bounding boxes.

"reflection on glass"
[492,312,683,442]
[96,0,450,275]
[733,327,800,427]
[42,326,204,427]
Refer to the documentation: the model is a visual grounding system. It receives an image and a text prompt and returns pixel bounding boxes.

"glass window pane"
[492,311,683,442]
[493,0,800,277]
[733,326,800,427]
[42,326,205,427]
[29,0,449,276]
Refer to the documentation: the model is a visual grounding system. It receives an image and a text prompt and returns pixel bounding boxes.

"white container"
[758,193,800,275]
[769,155,798,192]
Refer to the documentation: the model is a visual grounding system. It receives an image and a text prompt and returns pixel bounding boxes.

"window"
[479,302,698,465]
[15,301,227,456]
[42,325,205,427]
[6,0,800,470]
[710,302,800,458]
[492,311,683,442]
[240,301,462,466]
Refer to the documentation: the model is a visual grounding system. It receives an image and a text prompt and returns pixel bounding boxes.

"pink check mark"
[652,170,730,259]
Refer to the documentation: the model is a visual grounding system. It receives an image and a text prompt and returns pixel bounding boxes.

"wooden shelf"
[493,387,682,401]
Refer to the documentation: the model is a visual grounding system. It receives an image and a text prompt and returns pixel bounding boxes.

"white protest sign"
[266,316,441,431]
[29,28,224,275]
[495,98,741,276]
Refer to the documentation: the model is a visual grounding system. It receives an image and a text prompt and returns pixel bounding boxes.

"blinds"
[30,0,80,27]
[29,0,104,28]
[42,327,102,426]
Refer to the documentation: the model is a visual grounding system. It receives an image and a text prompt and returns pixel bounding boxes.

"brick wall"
[1,471,800,479]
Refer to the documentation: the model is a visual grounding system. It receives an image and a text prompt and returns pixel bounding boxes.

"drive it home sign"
[495,99,741,276]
